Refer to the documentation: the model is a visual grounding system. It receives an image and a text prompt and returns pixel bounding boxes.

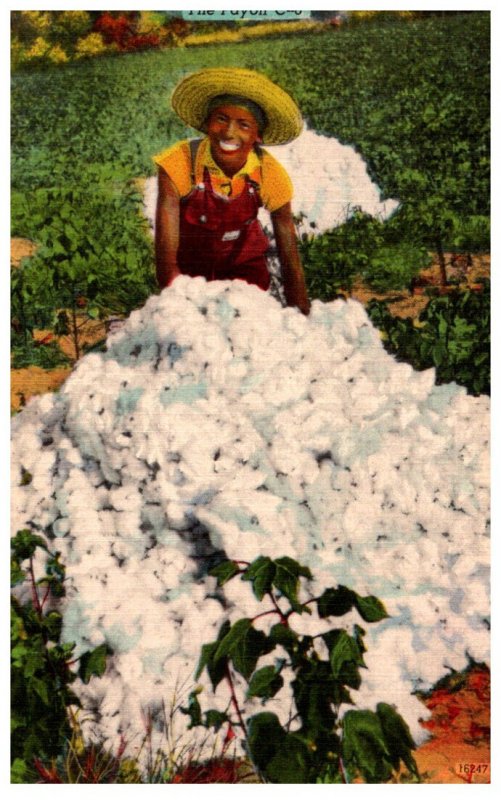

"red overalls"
[178,159,271,291]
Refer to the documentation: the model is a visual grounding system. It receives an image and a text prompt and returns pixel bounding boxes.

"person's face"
[206,104,262,174]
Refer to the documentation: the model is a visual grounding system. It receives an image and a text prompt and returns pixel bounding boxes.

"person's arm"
[155,167,182,289]
[271,202,310,315]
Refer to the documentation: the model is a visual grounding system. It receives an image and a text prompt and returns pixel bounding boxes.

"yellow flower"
[75,32,107,59]
[26,36,51,59]
[48,44,68,64]
[21,10,51,33]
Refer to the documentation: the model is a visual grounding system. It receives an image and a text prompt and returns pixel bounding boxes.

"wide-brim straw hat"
[171,67,303,145]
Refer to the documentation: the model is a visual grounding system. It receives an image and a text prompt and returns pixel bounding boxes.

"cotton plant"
[11,275,489,767]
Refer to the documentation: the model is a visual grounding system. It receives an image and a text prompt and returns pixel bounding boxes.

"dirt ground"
[411,665,490,784]
[11,237,37,268]
[343,252,490,319]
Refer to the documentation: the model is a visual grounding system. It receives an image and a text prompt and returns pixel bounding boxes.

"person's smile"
[206,104,261,174]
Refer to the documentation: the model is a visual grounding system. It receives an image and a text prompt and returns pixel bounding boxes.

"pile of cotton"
[11,277,489,766]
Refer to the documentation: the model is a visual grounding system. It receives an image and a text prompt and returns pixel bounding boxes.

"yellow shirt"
[153,137,293,213]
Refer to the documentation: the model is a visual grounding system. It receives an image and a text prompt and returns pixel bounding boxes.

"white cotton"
[11,278,489,766]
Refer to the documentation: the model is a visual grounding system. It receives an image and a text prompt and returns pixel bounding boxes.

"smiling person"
[154,68,310,314]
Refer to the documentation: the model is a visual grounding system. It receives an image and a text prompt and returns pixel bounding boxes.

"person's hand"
[297,297,311,315]
[166,267,182,287]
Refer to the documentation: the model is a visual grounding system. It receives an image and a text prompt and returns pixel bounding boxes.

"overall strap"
[189,138,203,185]
[248,143,263,192]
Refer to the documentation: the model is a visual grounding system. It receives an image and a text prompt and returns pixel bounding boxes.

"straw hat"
[171,67,303,145]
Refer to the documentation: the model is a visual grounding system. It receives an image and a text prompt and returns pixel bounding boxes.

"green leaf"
[342,709,393,783]
[78,643,109,684]
[228,624,271,682]
[31,676,50,706]
[247,665,284,700]
[432,341,447,366]
[324,630,364,689]
[55,641,76,660]
[10,758,32,784]
[354,594,389,623]
[194,620,230,690]
[11,529,47,561]
[203,617,269,685]
[42,610,63,642]
[195,641,220,682]
[204,709,229,731]
[269,622,299,651]
[209,560,240,587]
[43,552,66,598]
[292,661,338,733]
[353,624,367,655]
[273,557,311,614]
[376,702,419,777]
[242,556,276,600]
[11,642,29,667]
[180,689,202,729]
[264,733,311,783]
[317,586,356,618]
[11,558,25,587]
[326,630,364,673]
[246,712,287,772]
[23,648,45,678]
[214,618,252,660]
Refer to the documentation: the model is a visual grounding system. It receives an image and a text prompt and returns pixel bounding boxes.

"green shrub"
[11,529,110,781]
[362,242,431,292]
[11,335,71,370]
[300,210,429,300]
[183,555,419,784]
[299,209,383,300]
[367,281,490,395]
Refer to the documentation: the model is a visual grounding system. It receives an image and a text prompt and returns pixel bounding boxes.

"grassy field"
[11,13,489,190]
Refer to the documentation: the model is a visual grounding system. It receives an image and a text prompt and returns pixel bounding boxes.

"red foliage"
[468,669,490,702]
[93,13,160,52]
[33,758,63,784]
[93,13,132,48]
[173,758,240,784]
[122,34,160,52]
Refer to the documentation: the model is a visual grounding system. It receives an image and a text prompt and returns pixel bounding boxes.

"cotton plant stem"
[269,592,288,624]
[29,557,43,617]
[225,666,247,738]
[40,584,51,612]
[71,303,81,361]
[251,608,279,623]
[339,755,349,784]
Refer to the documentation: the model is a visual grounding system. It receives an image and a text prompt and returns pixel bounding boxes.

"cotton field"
[11,129,489,766]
